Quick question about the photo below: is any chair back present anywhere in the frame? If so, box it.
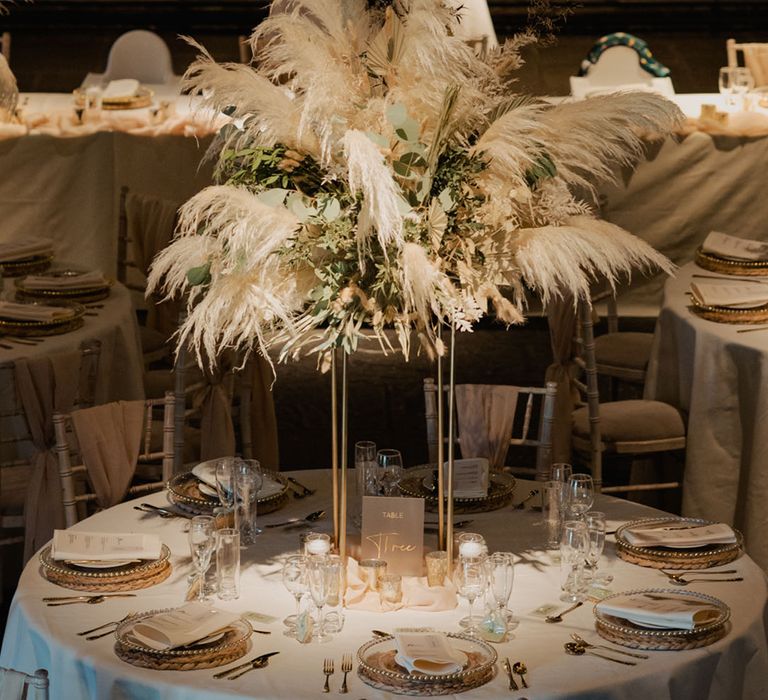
[104,30,175,85]
[53,393,175,527]
[424,378,557,480]
[0,32,10,62]
[727,38,768,87]
[0,667,49,700]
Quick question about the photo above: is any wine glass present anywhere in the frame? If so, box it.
[550,462,572,517]
[281,555,308,634]
[560,520,588,602]
[454,555,487,636]
[585,511,613,586]
[215,457,237,529]
[188,515,216,602]
[235,458,263,543]
[353,441,377,526]
[719,66,737,107]
[734,67,755,109]
[307,556,333,643]
[377,449,403,496]
[487,551,516,629]
[566,474,594,520]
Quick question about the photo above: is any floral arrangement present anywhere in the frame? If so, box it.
[149,0,680,367]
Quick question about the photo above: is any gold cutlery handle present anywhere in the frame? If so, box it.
[587,650,637,666]
[85,629,117,641]
[323,673,331,693]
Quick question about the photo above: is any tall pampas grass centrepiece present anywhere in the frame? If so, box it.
[148,0,682,370]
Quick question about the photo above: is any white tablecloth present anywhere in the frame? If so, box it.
[1,472,766,700]
[0,93,214,277]
[645,262,768,573]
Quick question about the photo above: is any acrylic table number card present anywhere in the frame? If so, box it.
[361,496,424,576]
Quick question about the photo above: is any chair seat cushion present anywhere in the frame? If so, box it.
[573,400,684,443]
[594,332,653,371]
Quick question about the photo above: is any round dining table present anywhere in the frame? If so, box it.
[1,470,766,700]
[645,261,768,573]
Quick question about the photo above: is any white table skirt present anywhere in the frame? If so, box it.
[645,262,768,573]
[1,471,766,700]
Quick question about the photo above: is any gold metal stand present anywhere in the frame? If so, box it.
[445,323,456,565]
[331,349,339,548]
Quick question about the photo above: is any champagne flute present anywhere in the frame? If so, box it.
[560,520,588,602]
[454,555,487,636]
[236,458,263,543]
[566,473,594,520]
[488,551,516,629]
[719,66,737,107]
[188,515,216,602]
[585,510,613,586]
[281,555,308,633]
[307,556,333,643]
[377,449,403,497]
[215,457,238,529]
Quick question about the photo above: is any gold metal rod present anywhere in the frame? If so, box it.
[331,349,339,548]
[436,325,445,549]
[446,323,456,566]
[339,350,349,560]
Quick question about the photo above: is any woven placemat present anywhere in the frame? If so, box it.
[115,638,248,671]
[357,664,495,696]
[596,619,728,651]
[615,544,742,570]
[42,560,172,591]
[695,248,768,276]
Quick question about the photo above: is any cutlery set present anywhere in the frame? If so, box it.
[286,476,316,498]
[212,651,280,680]
[320,654,353,693]
[659,569,743,586]
[44,594,136,607]
[133,503,191,519]
[502,658,529,691]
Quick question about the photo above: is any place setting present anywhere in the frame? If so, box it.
[13,266,112,304]
[0,237,54,277]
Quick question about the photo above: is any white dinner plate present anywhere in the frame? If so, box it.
[66,559,140,569]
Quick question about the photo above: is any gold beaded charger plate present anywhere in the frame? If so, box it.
[14,269,113,304]
[594,588,730,651]
[356,633,497,696]
[0,299,85,337]
[695,247,768,277]
[166,468,290,516]
[114,609,252,671]
[398,465,515,513]
[615,517,743,570]
[73,86,155,110]
[689,298,768,324]
[39,544,172,591]
[0,254,53,278]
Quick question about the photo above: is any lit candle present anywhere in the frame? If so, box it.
[459,541,483,558]
[304,533,331,556]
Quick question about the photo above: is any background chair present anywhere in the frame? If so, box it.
[238,34,252,64]
[570,297,686,498]
[102,30,175,85]
[53,393,175,527]
[727,38,768,87]
[0,667,48,700]
[570,33,675,98]
[424,379,557,481]
[1,31,10,62]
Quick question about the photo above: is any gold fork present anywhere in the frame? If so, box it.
[322,658,334,693]
[340,653,353,693]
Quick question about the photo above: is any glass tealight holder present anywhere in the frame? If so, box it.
[359,558,387,591]
[425,550,449,587]
[380,573,403,605]
[303,532,332,557]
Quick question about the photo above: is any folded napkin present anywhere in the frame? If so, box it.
[0,237,53,261]
[394,632,466,675]
[690,280,768,308]
[702,231,768,262]
[126,602,241,651]
[623,522,737,549]
[103,79,140,100]
[0,300,73,322]
[597,592,723,630]
[51,530,162,562]
[22,270,108,290]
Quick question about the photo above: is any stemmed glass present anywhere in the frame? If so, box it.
[585,511,613,586]
[353,441,377,526]
[719,66,737,107]
[560,520,588,602]
[377,449,403,496]
[281,555,308,634]
[188,515,216,602]
[454,555,487,636]
[215,458,238,530]
[307,556,333,644]
[566,474,594,521]
[487,552,515,630]
[734,67,755,109]
[236,459,263,543]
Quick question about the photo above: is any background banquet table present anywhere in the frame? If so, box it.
[645,262,768,574]
[599,93,768,314]
[0,92,214,276]
[0,277,143,404]
[1,471,766,700]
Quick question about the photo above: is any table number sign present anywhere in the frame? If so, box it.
[361,496,424,576]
